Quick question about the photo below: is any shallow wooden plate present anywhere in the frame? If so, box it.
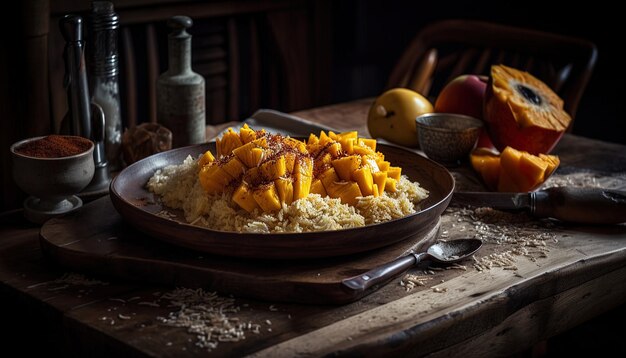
[110,142,454,259]
[41,197,441,304]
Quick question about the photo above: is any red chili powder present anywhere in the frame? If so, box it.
[15,135,93,158]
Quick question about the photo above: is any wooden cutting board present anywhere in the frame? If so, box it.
[40,197,439,304]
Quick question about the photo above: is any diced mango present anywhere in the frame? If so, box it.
[318,131,334,147]
[310,178,327,196]
[319,167,361,205]
[372,171,387,193]
[315,152,333,168]
[199,164,233,194]
[331,181,362,206]
[198,150,215,167]
[385,177,397,192]
[338,137,355,154]
[319,167,340,194]
[284,152,296,173]
[308,133,319,146]
[233,183,259,212]
[332,156,361,181]
[372,183,380,197]
[216,128,243,157]
[293,157,313,199]
[362,156,380,173]
[198,125,414,213]
[253,183,282,212]
[221,157,246,179]
[353,143,375,156]
[296,156,314,178]
[260,156,287,181]
[251,137,268,148]
[285,137,307,154]
[352,167,374,196]
[387,166,401,180]
[275,177,294,205]
[378,161,390,172]
[239,124,257,144]
[233,142,265,168]
[243,167,261,187]
[326,142,343,158]
[338,131,358,140]
[358,138,377,151]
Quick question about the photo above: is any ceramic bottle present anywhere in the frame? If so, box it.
[157,16,206,148]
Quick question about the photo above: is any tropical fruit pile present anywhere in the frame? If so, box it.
[198,125,403,213]
[470,147,559,192]
[432,64,570,192]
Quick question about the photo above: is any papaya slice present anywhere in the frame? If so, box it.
[470,146,559,192]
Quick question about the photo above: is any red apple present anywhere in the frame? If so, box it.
[435,74,488,120]
[435,74,495,150]
[483,65,571,155]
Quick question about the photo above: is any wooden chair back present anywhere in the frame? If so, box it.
[387,19,598,124]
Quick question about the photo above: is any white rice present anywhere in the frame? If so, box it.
[146,156,429,233]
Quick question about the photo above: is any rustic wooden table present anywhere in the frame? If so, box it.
[2,100,626,357]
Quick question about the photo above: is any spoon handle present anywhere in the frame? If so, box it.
[342,252,428,292]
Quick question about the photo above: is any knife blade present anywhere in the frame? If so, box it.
[452,187,626,224]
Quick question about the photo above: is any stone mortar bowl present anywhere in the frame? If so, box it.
[10,136,95,224]
[415,113,484,166]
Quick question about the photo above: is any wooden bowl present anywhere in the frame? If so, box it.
[110,142,454,259]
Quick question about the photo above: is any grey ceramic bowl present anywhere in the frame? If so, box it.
[415,113,483,165]
[11,136,95,223]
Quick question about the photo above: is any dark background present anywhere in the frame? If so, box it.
[329,0,625,145]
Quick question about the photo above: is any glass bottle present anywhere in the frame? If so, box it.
[157,16,206,148]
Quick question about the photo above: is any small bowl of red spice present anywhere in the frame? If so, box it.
[10,135,94,224]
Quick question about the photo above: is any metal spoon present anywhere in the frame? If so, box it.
[342,238,483,292]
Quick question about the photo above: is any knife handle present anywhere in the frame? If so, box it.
[532,187,626,224]
[341,252,427,292]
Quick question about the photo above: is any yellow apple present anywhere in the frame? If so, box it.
[367,88,433,147]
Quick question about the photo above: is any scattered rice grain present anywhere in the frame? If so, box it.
[156,288,259,351]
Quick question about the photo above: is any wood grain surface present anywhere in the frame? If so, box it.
[40,196,440,304]
[1,101,625,357]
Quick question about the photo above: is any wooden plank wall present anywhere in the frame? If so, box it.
[2,0,331,211]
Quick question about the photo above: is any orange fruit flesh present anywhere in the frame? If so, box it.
[469,148,500,190]
[490,65,571,131]
[470,146,559,192]
[484,65,571,155]
[200,127,405,212]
